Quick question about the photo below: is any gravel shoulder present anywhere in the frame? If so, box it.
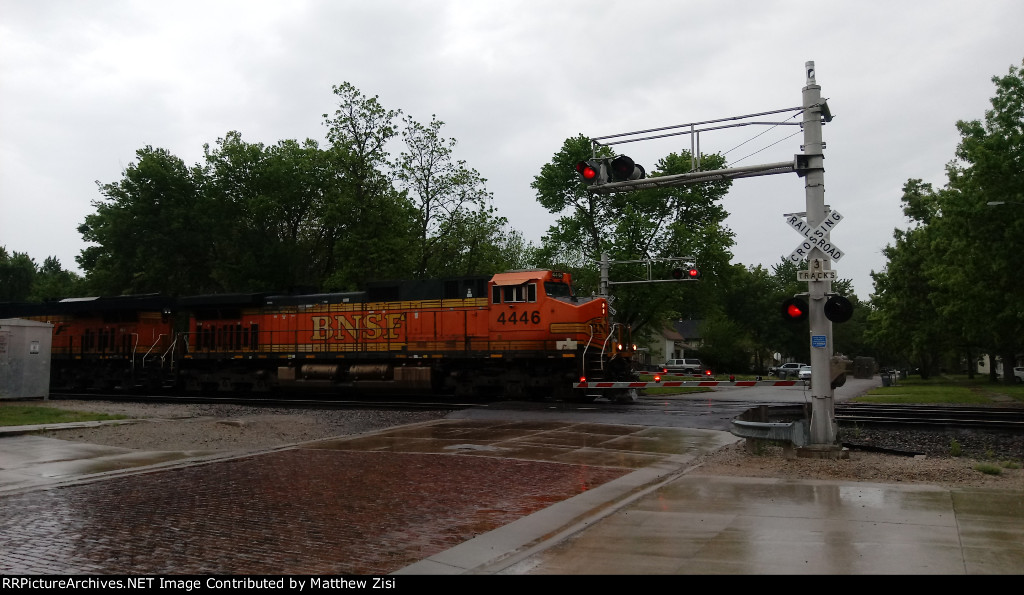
[23,400,1024,491]
[30,400,452,452]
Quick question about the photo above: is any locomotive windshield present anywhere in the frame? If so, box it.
[544,281,573,298]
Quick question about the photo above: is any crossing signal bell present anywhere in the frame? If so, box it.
[574,155,645,187]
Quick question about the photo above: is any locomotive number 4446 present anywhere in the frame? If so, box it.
[496,310,541,325]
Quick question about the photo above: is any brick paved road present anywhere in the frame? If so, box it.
[1,419,705,574]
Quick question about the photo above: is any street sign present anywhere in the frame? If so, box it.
[786,209,844,263]
[812,335,827,348]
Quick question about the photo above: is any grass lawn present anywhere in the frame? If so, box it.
[0,404,126,427]
[637,372,1024,404]
[853,374,1024,405]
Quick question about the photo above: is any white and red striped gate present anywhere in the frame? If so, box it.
[574,379,798,389]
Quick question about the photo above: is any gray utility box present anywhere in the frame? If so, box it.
[0,318,53,400]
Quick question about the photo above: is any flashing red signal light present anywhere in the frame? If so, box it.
[575,161,597,181]
[575,156,644,186]
[574,160,606,186]
[671,266,701,280]
[653,374,662,383]
[781,297,809,322]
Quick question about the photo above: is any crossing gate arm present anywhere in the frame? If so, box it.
[574,380,799,389]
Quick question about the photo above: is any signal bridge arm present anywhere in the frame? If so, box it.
[585,160,797,194]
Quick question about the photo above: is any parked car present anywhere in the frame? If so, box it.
[797,365,812,381]
[661,358,704,375]
[772,362,807,379]
[1015,367,1024,383]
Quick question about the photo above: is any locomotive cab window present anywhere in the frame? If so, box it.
[544,281,573,298]
[494,283,536,304]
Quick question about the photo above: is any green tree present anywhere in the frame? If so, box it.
[870,60,1024,382]
[322,83,418,288]
[532,136,734,336]
[868,221,949,377]
[943,60,1024,383]
[711,263,782,373]
[0,247,36,301]
[394,114,510,277]
[202,132,346,292]
[28,257,83,301]
[78,147,214,296]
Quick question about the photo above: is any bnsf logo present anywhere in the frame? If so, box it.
[310,314,406,341]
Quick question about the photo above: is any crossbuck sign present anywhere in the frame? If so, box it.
[786,209,843,263]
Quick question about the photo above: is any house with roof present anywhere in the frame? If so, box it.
[641,319,702,368]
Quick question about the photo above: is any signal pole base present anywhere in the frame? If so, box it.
[796,445,850,460]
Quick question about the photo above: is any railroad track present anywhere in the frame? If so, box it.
[835,403,1024,431]
[49,391,1024,434]
[48,391,480,411]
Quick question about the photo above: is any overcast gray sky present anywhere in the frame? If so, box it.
[2,0,1021,299]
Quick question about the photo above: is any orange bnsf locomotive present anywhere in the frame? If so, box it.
[2,270,637,401]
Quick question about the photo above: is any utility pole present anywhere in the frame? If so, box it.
[801,61,839,451]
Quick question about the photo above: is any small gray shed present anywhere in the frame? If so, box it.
[0,318,53,400]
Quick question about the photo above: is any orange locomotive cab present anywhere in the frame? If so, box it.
[487,270,635,399]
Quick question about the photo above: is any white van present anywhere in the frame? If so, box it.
[660,358,704,374]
